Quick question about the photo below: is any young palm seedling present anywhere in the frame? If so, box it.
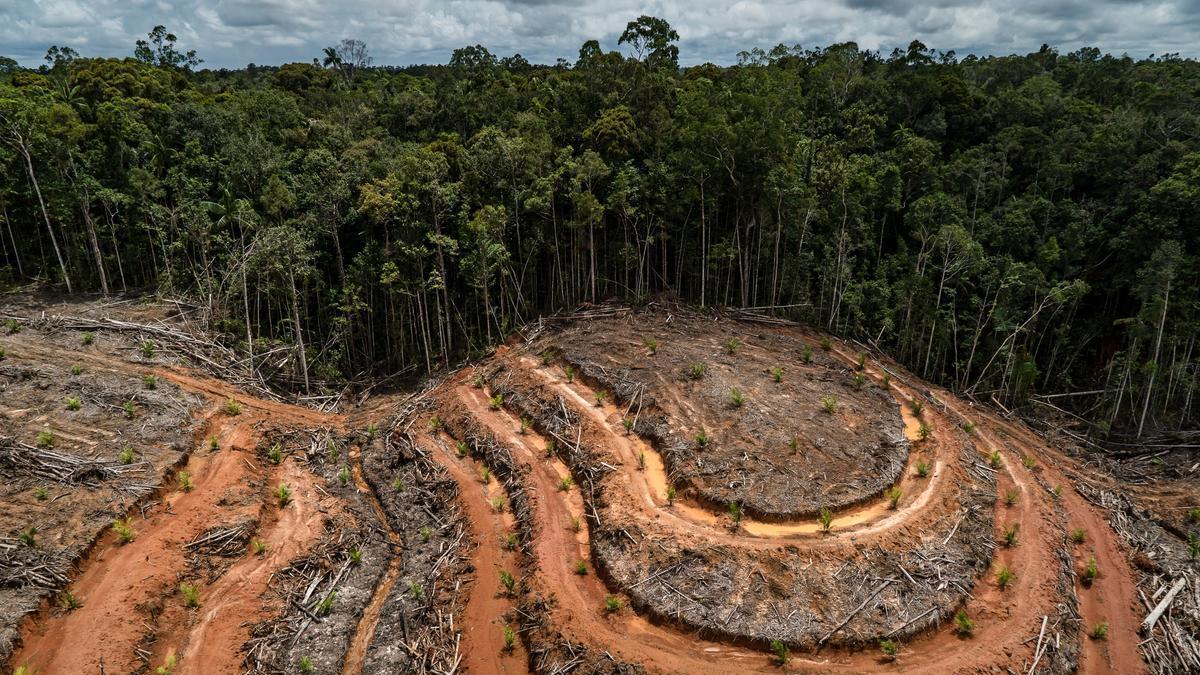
[723,338,739,355]
[421,526,433,543]
[989,450,1002,469]
[503,625,516,652]
[787,437,799,454]
[177,471,193,492]
[480,467,492,484]
[1001,523,1019,547]
[687,362,706,380]
[996,565,1014,590]
[886,487,902,510]
[298,656,314,673]
[143,374,157,390]
[1070,528,1086,544]
[953,610,974,636]
[456,440,470,457]
[644,339,658,355]
[770,366,783,383]
[338,466,351,485]
[223,398,241,415]
[594,390,608,406]
[917,422,932,440]
[1022,455,1038,470]
[251,538,268,556]
[19,527,36,548]
[962,421,976,434]
[35,430,54,449]
[123,400,137,418]
[81,331,94,345]
[821,395,839,414]
[879,639,898,661]
[409,581,424,600]
[70,364,84,376]
[180,583,200,608]
[571,517,582,533]
[58,590,82,611]
[209,435,220,451]
[1004,490,1018,507]
[852,371,867,388]
[316,591,336,616]
[1090,621,1108,640]
[1081,556,1099,586]
[574,559,588,575]
[818,507,834,533]
[622,417,634,433]
[499,569,516,595]
[489,393,504,410]
[728,388,745,408]
[393,477,406,491]
[728,501,743,527]
[915,461,931,478]
[34,487,48,501]
[65,396,81,411]
[559,476,574,492]
[267,443,282,465]
[665,485,676,506]
[770,639,789,666]
[491,496,506,512]
[519,417,532,434]
[909,399,924,416]
[274,483,292,507]
[140,340,156,358]
[113,517,137,543]
[802,345,814,364]
[695,430,709,449]
[503,532,517,550]
[428,416,444,432]
[603,595,623,613]
[349,546,363,565]
[563,365,575,383]
[819,336,832,351]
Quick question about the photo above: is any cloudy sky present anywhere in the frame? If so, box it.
[5,0,1198,69]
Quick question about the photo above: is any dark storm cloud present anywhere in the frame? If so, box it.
[3,0,1195,69]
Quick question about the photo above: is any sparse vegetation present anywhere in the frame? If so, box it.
[1187,508,1200,523]
[472,373,486,388]
[540,350,553,365]
[4,318,20,334]
[852,371,866,388]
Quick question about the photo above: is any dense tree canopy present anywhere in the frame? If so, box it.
[1,23,1198,436]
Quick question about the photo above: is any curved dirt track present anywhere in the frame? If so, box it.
[3,312,1148,675]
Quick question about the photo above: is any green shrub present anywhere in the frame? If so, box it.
[142,374,157,390]
[35,430,55,449]
[818,507,833,533]
[953,610,974,636]
[65,396,81,411]
[603,595,622,613]
[1090,621,1108,640]
[1070,528,1086,544]
[180,583,200,608]
[820,395,839,414]
[770,639,789,665]
[120,446,135,464]
[723,338,739,355]
[70,364,83,376]
[274,483,292,507]
[222,398,241,415]
[728,388,745,408]
[996,565,1014,590]
[81,332,94,345]
[886,487,902,510]
[687,362,706,380]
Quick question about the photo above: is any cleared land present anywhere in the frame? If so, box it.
[2,299,1194,674]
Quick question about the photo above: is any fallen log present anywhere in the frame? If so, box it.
[1141,576,1187,635]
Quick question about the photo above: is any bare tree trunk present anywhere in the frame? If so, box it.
[21,147,72,292]
[1138,279,1170,438]
[287,268,310,393]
